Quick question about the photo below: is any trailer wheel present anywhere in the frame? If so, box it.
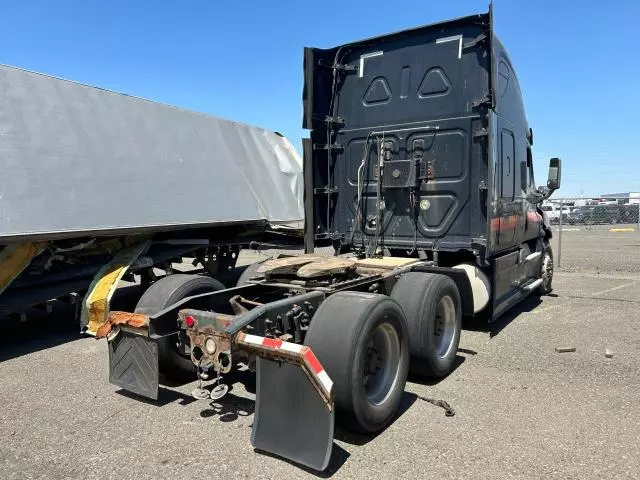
[536,243,554,295]
[135,274,224,378]
[391,273,461,378]
[304,292,409,434]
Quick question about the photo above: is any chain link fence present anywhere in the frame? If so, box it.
[544,197,640,272]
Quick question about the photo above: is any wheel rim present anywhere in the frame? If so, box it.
[541,252,553,289]
[362,321,401,406]
[432,295,457,359]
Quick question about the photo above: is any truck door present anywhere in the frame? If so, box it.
[522,146,541,241]
[498,128,516,246]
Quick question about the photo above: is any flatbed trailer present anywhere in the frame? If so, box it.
[94,7,562,471]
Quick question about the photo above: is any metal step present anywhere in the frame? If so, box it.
[522,278,543,292]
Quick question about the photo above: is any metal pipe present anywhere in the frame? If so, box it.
[557,199,563,267]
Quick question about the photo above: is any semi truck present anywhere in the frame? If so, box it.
[92,8,561,472]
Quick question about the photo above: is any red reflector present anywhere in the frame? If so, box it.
[185,315,195,327]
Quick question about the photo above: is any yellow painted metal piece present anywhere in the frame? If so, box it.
[0,242,47,295]
[609,228,635,232]
[82,241,150,336]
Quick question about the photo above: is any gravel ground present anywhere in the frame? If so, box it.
[1,234,639,480]
[550,223,640,274]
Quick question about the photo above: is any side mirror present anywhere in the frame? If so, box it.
[547,157,561,191]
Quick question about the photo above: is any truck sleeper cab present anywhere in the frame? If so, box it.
[96,8,561,473]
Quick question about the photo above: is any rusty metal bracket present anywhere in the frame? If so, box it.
[229,295,263,315]
[96,311,150,338]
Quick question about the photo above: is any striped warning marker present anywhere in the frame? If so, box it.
[237,333,333,400]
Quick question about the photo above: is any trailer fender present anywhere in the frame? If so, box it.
[236,332,334,471]
[81,241,150,335]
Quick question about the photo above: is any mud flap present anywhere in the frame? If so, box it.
[251,357,334,471]
[108,329,159,400]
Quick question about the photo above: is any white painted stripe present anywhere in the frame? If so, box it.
[359,51,383,78]
[316,369,333,393]
[242,334,264,345]
[592,281,637,297]
[279,342,303,353]
[436,34,463,59]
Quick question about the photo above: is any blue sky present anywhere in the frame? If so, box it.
[1,0,638,196]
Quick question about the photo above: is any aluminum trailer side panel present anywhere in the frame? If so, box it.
[0,65,303,243]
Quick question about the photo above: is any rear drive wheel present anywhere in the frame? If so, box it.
[135,274,224,378]
[536,243,554,295]
[304,292,409,434]
[391,273,462,378]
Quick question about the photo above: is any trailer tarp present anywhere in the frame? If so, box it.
[0,64,303,243]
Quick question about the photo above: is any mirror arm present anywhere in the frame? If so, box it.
[529,186,554,204]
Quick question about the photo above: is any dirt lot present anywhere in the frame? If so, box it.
[550,223,640,275]
[1,231,639,480]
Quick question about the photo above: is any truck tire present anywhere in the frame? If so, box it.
[391,273,461,378]
[304,292,409,434]
[536,243,554,295]
[135,274,225,378]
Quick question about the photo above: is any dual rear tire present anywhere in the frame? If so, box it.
[391,273,462,378]
[305,292,410,434]
[305,273,462,434]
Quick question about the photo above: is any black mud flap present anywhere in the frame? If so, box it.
[251,357,334,471]
[108,329,159,400]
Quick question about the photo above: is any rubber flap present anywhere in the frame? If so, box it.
[108,329,159,400]
[251,357,334,471]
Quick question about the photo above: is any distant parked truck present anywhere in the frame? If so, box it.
[92,8,562,471]
[541,202,570,224]
[567,204,639,225]
[619,204,640,224]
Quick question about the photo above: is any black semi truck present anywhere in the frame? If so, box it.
[96,8,561,471]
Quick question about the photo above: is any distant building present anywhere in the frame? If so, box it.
[600,193,630,199]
